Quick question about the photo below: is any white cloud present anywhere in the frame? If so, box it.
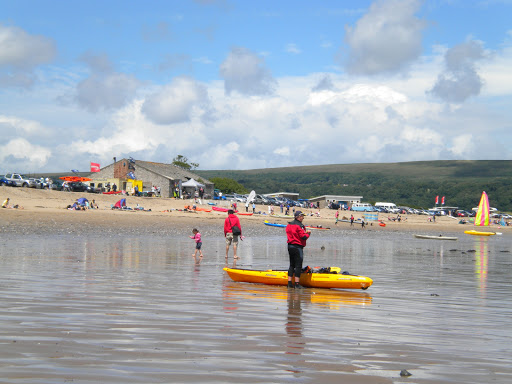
[285,43,301,54]
[0,115,48,136]
[141,76,209,125]
[344,0,426,75]
[428,40,486,103]
[274,147,290,156]
[74,72,141,112]
[0,138,51,171]
[219,47,277,96]
[0,24,56,87]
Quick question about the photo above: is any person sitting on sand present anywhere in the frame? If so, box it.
[2,198,9,208]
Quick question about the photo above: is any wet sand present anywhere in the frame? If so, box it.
[1,187,512,383]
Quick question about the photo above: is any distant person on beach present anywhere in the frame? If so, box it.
[335,210,339,225]
[224,209,242,260]
[2,198,22,209]
[286,211,311,289]
[189,228,204,259]
[350,214,354,226]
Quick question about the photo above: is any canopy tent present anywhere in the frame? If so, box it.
[182,178,205,188]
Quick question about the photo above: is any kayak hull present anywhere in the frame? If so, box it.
[223,267,373,290]
[414,234,458,240]
[264,220,285,228]
[464,230,496,236]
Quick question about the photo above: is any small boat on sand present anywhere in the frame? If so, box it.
[414,234,458,240]
[223,267,373,290]
[264,220,285,228]
[464,230,498,236]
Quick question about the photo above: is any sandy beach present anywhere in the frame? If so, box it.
[0,186,496,236]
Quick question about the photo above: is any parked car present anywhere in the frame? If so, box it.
[233,193,246,202]
[213,189,226,200]
[3,173,35,188]
[86,185,102,194]
[0,175,14,186]
[33,178,48,189]
[66,182,89,192]
[252,194,269,205]
[50,180,63,191]
[266,197,279,205]
[29,178,43,188]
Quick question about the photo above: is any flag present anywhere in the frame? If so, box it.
[90,162,100,172]
[441,196,445,205]
[435,195,439,205]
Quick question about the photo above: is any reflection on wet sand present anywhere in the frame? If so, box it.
[221,281,373,309]
[474,237,488,296]
[285,290,303,354]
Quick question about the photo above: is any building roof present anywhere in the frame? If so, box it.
[309,195,363,201]
[134,160,212,184]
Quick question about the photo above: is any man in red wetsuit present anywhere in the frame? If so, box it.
[224,209,242,260]
[285,210,311,288]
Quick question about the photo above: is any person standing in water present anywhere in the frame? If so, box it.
[224,209,242,260]
[190,228,204,259]
[285,211,311,289]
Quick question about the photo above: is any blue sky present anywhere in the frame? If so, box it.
[1,0,512,173]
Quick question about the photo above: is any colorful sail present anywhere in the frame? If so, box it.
[475,191,490,226]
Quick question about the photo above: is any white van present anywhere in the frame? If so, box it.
[351,202,375,212]
[375,202,398,212]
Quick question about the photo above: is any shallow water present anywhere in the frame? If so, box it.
[1,227,511,383]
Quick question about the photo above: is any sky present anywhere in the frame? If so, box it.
[1,0,512,173]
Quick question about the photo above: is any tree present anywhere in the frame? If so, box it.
[210,177,248,194]
[172,155,199,170]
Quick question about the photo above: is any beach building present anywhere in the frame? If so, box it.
[308,195,363,209]
[88,159,213,198]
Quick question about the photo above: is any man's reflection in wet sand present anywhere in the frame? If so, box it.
[285,290,304,355]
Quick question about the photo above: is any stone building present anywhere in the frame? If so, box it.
[88,158,213,198]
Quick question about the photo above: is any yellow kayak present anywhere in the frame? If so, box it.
[223,267,373,290]
[464,230,497,236]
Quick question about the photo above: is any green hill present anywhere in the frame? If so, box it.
[197,160,512,211]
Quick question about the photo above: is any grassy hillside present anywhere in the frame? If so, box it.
[197,160,512,211]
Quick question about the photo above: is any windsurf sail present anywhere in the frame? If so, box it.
[247,190,256,204]
[475,191,490,226]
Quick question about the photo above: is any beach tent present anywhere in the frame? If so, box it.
[114,198,127,209]
[77,197,88,206]
[182,178,205,188]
